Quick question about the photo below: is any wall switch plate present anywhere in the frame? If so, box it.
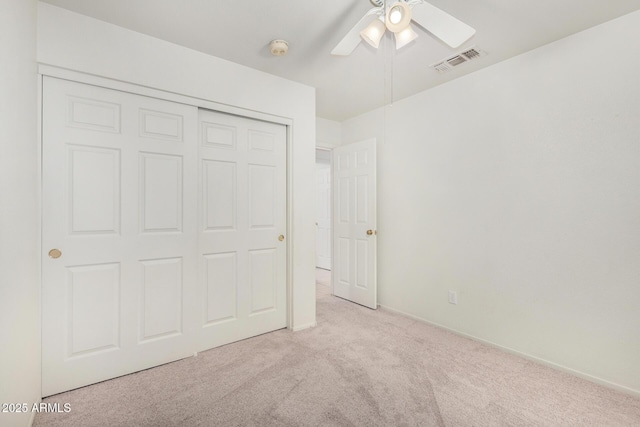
[448,291,458,305]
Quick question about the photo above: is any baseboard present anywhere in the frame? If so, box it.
[291,321,317,332]
[378,304,640,398]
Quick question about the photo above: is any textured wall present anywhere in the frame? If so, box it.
[342,10,640,394]
[0,0,40,426]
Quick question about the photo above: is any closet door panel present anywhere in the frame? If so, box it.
[198,110,287,350]
[42,77,198,396]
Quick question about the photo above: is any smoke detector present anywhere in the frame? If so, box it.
[269,40,289,56]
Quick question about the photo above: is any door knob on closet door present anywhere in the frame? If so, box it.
[48,249,62,259]
[278,235,285,241]
[366,230,374,236]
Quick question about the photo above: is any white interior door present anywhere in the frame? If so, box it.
[332,139,377,309]
[315,165,332,270]
[198,109,287,351]
[42,77,199,396]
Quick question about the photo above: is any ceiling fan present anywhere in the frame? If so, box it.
[331,0,475,55]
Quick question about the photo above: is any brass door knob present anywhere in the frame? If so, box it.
[366,230,373,236]
[48,249,62,259]
[278,235,285,241]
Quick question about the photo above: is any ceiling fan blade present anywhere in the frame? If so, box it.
[331,8,383,56]
[410,1,475,48]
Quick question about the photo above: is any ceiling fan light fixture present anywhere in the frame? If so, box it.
[394,25,418,50]
[360,18,385,48]
[385,2,411,33]
[389,8,402,24]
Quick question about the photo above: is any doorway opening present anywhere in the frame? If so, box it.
[315,148,332,295]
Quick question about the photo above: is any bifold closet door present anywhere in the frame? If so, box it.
[42,77,199,396]
[198,109,287,351]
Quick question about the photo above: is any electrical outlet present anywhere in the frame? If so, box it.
[448,291,458,305]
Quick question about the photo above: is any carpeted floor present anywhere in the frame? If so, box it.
[34,269,640,426]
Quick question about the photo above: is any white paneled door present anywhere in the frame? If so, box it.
[332,139,377,309]
[42,78,287,396]
[42,78,199,396]
[198,109,287,351]
[315,165,332,270]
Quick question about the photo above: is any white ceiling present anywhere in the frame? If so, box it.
[41,0,640,121]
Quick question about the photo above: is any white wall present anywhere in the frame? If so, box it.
[37,2,316,330]
[315,149,331,164]
[0,1,40,426]
[342,10,640,394]
[316,117,341,149]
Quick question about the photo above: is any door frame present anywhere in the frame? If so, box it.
[38,65,297,331]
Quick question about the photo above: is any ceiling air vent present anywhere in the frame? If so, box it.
[431,46,486,73]
[447,55,466,67]
[460,48,482,59]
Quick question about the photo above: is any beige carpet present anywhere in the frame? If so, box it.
[34,269,640,426]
